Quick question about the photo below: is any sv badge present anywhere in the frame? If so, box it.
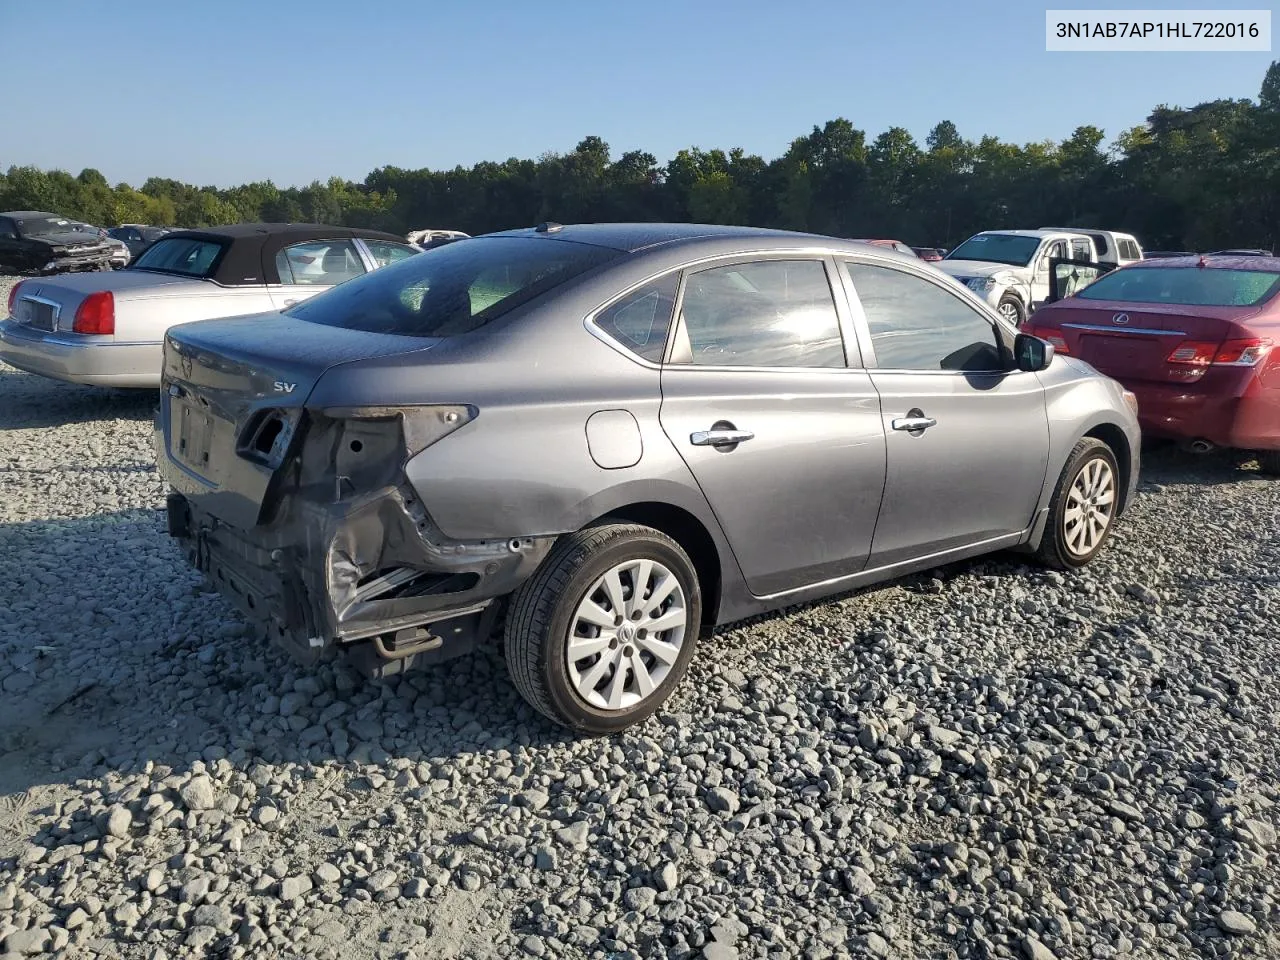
[273,381,297,393]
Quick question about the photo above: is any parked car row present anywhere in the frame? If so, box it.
[3,217,1275,734]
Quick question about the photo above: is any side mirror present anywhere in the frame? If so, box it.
[1015,333,1054,372]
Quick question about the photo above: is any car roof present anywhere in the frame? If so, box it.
[1,210,65,220]
[969,228,1090,240]
[1127,254,1280,272]
[1039,226,1138,239]
[483,222,833,253]
[154,222,408,285]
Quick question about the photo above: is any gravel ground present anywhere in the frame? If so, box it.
[1,271,1278,960]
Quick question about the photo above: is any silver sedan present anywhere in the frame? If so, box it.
[1,223,421,388]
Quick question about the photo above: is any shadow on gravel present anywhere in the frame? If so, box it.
[0,365,157,430]
[0,509,579,809]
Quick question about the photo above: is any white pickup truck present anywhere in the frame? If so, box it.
[936,229,1105,325]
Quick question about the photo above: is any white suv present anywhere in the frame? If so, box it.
[935,229,1099,325]
[1038,227,1143,268]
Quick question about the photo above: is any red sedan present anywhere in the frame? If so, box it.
[1026,255,1280,472]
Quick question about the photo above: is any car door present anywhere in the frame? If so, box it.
[1030,239,1069,310]
[268,238,368,310]
[839,258,1050,567]
[658,256,887,598]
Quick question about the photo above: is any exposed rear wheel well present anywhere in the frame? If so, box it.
[591,502,721,627]
[1084,423,1132,510]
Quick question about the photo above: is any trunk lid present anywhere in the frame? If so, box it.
[11,271,212,332]
[1029,300,1261,384]
[160,313,440,527]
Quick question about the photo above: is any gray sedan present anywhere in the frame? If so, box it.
[155,223,1141,733]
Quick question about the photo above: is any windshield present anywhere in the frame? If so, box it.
[131,237,227,278]
[1076,266,1280,307]
[946,234,1040,267]
[288,236,622,336]
[17,216,82,238]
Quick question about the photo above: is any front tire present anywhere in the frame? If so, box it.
[504,523,702,734]
[997,293,1025,326]
[1034,438,1120,569]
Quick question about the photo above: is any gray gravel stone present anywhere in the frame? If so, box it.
[1216,911,1258,936]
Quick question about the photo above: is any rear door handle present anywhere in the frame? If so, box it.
[891,415,937,432]
[690,428,754,447]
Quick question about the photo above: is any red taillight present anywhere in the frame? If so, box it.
[1165,337,1273,368]
[1025,324,1069,354]
[73,291,115,335]
[1214,338,1272,366]
[1165,341,1217,365]
[6,280,24,318]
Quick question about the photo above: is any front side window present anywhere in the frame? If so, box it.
[276,240,367,286]
[131,237,227,278]
[1076,266,1280,307]
[673,260,845,368]
[288,236,622,337]
[363,240,420,269]
[0,218,16,239]
[594,274,678,363]
[844,261,1004,372]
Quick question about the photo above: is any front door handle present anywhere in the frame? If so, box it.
[282,299,299,307]
[690,428,754,447]
[891,414,937,432]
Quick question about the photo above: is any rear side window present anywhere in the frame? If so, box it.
[1120,239,1141,260]
[132,237,227,278]
[363,240,420,269]
[594,274,677,363]
[1089,233,1109,256]
[674,260,845,368]
[1076,267,1280,307]
[288,236,622,336]
[1070,238,1092,260]
[844,261,1003,372]
[276,240,366,286]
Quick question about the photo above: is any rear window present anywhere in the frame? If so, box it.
[287,236,622,336]
[131,237,227,278]
[1076,266,1280,307]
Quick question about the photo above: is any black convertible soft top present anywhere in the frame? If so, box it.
[156,223,407,285]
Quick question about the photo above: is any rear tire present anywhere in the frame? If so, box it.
[504,523,701,734]
[1034,438,1120,569]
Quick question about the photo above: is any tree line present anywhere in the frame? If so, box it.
[3,63,1277,251]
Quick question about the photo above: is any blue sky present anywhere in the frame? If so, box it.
[0,0,1272,188]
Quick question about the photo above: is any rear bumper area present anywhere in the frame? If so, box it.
[1131,379,1280,451]
[164,480,553,676]
[0,321,162,387]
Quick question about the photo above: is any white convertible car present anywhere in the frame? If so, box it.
[1,223,421,388]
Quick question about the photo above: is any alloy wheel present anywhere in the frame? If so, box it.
[999,301,1021,325]
[1063,457,1115,557]
[566,558,688,711]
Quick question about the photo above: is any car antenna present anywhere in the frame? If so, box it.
[535,221,563,233]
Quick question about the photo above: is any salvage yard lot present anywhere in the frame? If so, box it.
[1,296,1279,956]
